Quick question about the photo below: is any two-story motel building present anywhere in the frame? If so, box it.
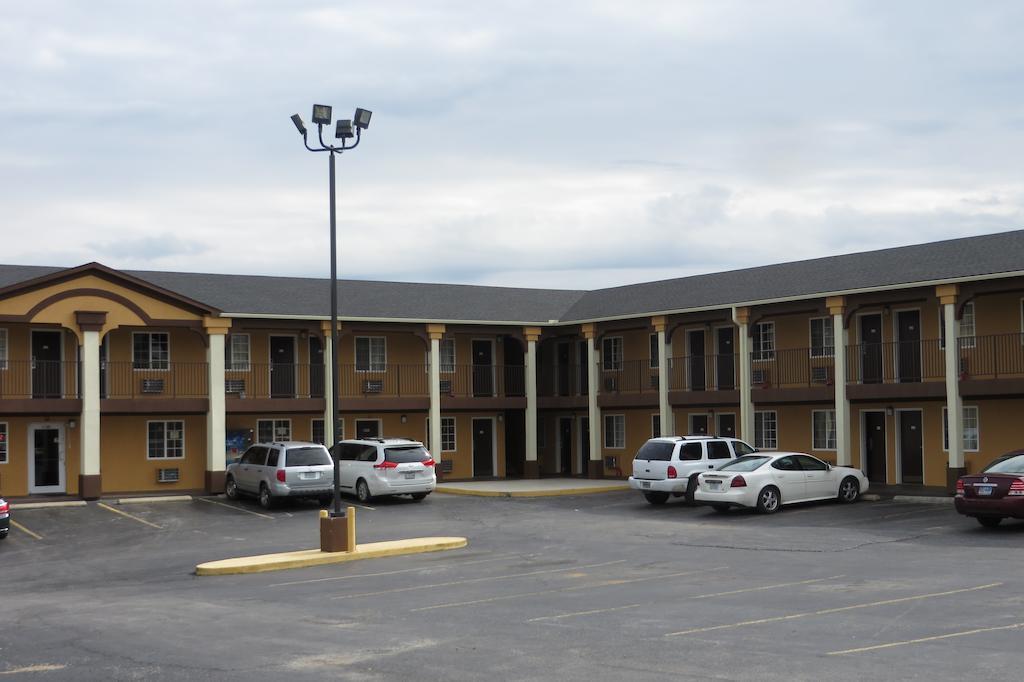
[1,230,1023,499]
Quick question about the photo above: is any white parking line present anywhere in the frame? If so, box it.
[96,503,163,530]
[0,664,67,675]
[269,554,521,587]
[828,622,1024,655]
[195,497,274,520]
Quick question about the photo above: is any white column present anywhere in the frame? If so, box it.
[524,331,538,475]
[732,308,754,443]
[323,331,336,447]
[832,310,851,466]
[586,334,601,475]
[207,331,226,475]
[943,301,964,470]
[655,317,670,436]
[429,335,442,463]
[80,329,101,481]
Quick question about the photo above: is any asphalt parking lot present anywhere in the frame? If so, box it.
[1,490,1022,680]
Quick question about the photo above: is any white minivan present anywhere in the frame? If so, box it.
[330,437,437,503]
[628,435,757,505]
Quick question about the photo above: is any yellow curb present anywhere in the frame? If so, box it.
[195,537,469,576]
[117,496,192,505]
[11,501,88,510]
[434,484,629,498]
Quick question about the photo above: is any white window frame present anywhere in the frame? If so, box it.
[440,338,455,373]
[602,337,623,371]
[752,322,775,361]
[132,332,170,371]
[257,418,292,443]
[604,414,625,449]
[649,334,659,369]
[146,420,185,460]
[939,302,977,350]
[0,328,7,370]
[811,410,837,451]
[754,410,778,450]
[809,317,834,358]
[226,334,251,371]
[311,418,325,445]
[942,405,980,452]
[0,421,7,463]
[355,336,387,372]
[425,416,456,452]
[651,413,661,438]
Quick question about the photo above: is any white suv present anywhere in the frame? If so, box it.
[330,437,437,503]
[628,435,757,505]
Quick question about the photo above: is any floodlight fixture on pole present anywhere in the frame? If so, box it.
[289,103,371,519]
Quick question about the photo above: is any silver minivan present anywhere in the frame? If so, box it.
[330,437,436,503]
[225,441,335,509]
[628,435,757,505]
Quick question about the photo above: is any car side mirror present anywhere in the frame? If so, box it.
[826,463,832,471]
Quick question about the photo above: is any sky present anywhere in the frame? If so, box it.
[2,1,1023,291]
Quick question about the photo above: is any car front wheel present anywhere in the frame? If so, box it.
[837,477,860,503]
[225,476,239,500]
[644,492,669,505]
[756,486,781,514]
[977,516,1003,528]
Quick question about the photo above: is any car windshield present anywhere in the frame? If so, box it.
[284,447,332,467]
[634,441,675,461]
[717,455,770,472]
[384,445,431,463]
[984,454,1024,474]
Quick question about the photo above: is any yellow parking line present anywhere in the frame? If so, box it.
[195,496,274,520]
[330,559,627,601]
[828,622,1024,655]
[96,502,163,530]
[10,519,43,540]
[416,566,725,613]
[665,582,1003,637]
[270,554,520,588]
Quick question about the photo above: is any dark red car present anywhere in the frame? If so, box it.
[954,450,1024,528]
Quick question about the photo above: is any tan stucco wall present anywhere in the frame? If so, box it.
[99,415,206,493]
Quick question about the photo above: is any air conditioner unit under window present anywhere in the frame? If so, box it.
[157,468,180,483]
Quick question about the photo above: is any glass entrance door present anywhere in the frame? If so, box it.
[29,424,65,494]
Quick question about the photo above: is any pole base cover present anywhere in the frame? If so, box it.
[320,508,356,553]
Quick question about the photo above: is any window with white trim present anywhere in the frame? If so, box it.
[940,302,976,350]
[440,339,455,373]
[0,328,7,370]
[257,419,291,443]
[651,414,661,438]
[311,418,325,445]
[426,417,456,452]
[752,323,775,361]
[133,332,169,370]
[754,411,777,449]
[943,406,980,451]
[355,336,386,372]
[225,334,250,370]
[812,410,837,450]
[0,422,7,463]
[604,414,625,448]
[809,318,834,357]
[649,334,659,369]
[148,421,184,459]
[602,337,623,371]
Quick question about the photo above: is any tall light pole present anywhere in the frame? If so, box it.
[291,104,372,519]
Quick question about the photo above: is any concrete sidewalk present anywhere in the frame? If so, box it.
[435,478,629,497]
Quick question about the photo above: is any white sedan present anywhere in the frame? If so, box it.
[694,452,869,514]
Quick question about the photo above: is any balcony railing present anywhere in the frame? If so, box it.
[750,348,835,389]
[225,363,322,399]
[957,333,1024,380]
[104,362,209,398]
[600,359,660,394]
[845,339,945,384]
[668,354,738,391]
[0,360,79,399]
[538,364,587,397]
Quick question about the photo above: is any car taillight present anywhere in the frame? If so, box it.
[276,469,286,482]
[730,475,747,488]
[955,479,965,496]
[667,465,677,479]
[422,459,435,467]
[373,460,398,469]
[1009,479,1024,496]
[0,501,8,514]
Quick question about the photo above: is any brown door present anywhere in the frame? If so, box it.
[32,331,63,399]
[578,341,588,395]
[717,413,736,438]
[559,417,573,474]
[899,411,923,484]
[270,336,296,398]
[309,336,324,398]
[896,310,921,383]
[690,414,709,435]
[472,341,494,397]
[860,314,883,384]
[688,330,706,391]
[557,342,571,396]
[864,411,886,483]
[716,328,735,390]
[472,418,494,477]
[580,417,590,476]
